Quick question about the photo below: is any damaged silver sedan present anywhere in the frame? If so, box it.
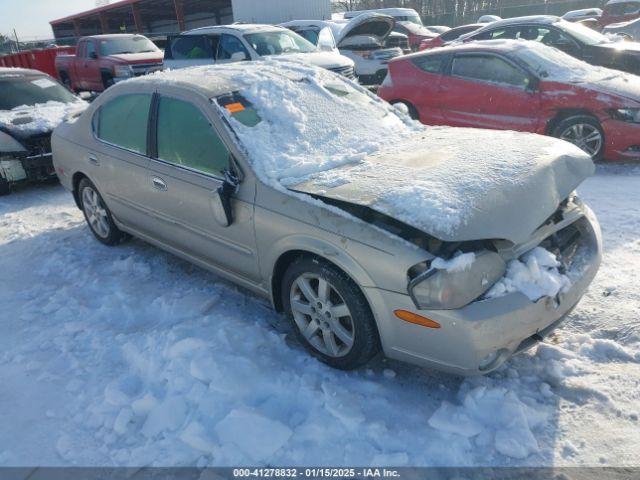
[52,61,602,375]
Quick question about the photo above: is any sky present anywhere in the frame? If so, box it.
[0,0,97,40]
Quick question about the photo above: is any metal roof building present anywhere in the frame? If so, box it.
[50,0,331,42]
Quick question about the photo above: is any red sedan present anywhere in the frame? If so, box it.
[378,39,640,161]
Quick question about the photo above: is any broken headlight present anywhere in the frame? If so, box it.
[408,250,506,310]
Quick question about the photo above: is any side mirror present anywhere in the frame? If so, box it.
[211,170,239,227]
[89,52,98,60]
[230,51,247,61]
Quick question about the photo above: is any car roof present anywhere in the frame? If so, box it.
[184,24,285,35]
[407,38,535,58]
[280,20,334,29]
[80,34,143,40]
[476,15,561,30]
[126,60,316,98]
[0,67,46,78]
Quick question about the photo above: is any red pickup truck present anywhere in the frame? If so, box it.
[55,34,164,93]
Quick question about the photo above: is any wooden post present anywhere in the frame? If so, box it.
[174,0,186,32]
[132,3,144,33]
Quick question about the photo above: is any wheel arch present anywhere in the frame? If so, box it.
[71,171,89,209]
[545,109,601,135]
[268,239,376,313]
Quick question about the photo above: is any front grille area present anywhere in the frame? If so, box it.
[131,63,164,76]
[329,65,356,79]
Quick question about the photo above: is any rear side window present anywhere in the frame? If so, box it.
[157,97,230,176]
[412,55,445,74]
[451,55,529,88]
[169,35,217,60]
[96,94,151,154]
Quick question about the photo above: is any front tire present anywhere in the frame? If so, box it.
[552,115,604,161]
[78,178,127,246]
[282,256,380,370]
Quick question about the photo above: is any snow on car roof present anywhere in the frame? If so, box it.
[476,15,561,30]
[0,67,45,77]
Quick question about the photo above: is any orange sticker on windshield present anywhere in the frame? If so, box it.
[225,102,245,113]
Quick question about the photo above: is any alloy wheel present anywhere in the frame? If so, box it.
[82,186,110,239]
[289,273,355,358]
[560,123,603,158]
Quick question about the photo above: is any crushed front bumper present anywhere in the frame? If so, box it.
[0,153,55,184]
[364,205,602,376]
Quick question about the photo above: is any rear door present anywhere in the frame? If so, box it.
[145,89,260,283]
[405,54,447,124]
[438,52,540,131]
[164,34,218,69]
[90,90,158,235]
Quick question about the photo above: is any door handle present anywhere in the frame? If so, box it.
[151,177,167,191]
[88,154,99,166]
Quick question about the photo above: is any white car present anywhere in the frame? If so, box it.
[282,13,403,85]
[162,24,355,79]
[478,15,502,23]
[562,8,603,22]
[603,16,640,39]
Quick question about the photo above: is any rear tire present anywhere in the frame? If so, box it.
[552,115,604,161]
[78,178,128,246]
[282,256,380,370]
[392,100,419,121]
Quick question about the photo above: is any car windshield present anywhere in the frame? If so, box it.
[99,36,160,55]
[397,14,423,26]
[244,30,317,56]
[214,68,415,182]
[558,20,610,45]
[0,76,77,110]
[513,43,595,79]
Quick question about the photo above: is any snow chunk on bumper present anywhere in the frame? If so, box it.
[486,246,571,301]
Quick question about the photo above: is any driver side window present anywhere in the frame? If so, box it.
[157,97,230,177]
[217,34,249,60]
[85,41,96,59]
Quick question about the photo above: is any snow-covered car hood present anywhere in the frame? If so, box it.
[270,51,353,70]
[289,129,594,245]
[335,13,395,47]
[0,101,88,139]
[107,51,164,63]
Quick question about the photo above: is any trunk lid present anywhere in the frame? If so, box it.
[335,13,396,48]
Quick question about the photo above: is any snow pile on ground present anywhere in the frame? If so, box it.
[431,251,476,272]
[428,386,549,459]
[486,247,572,301]
[0,100,87,134]
[0,166,639,467]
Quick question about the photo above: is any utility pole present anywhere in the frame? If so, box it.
[13,28,20,52]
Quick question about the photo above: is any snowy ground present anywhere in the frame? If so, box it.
[0,165,639,467]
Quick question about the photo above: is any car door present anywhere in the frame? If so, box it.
[164,34,218,70]
[406,54,448,124]
[145,88,260,283]
[83,39,103,91]
[438,53,540,131]
[90,89,158,236]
